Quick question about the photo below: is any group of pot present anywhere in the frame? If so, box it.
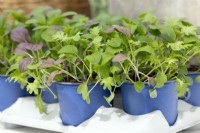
[0,8,200,126]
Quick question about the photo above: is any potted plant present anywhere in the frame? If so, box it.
[0,10,28,111]
[8,8,80,113]
[182,24,200,106]
[42,17,118,126]
[105,12,193,126]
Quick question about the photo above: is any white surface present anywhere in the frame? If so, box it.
[1,98,200,133]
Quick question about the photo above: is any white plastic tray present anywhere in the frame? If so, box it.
[0,97,200,133]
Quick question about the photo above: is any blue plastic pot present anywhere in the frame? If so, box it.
[56,82,110,126]
[184,72,200,106]
[42,83,58,104]
[0,75,26,111]
[120,81,178,126]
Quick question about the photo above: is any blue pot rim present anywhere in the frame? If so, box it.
[187,72,200,76]
[55,82,98,86]
[0,75,8,78]
[122,80,175,86]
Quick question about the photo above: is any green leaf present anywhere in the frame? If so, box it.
[92,36,102,44]
[62,11,77,17]
[101,52,114,65]
[77,82,90,104]
[149,25,161,36]
[149,89,157,98]
[176,78,189,97]
[105,46,122,54]
[133,81,145,92]
[160,27,176,42]
[196,76,200,82]
[97,65,110,78]
[26,78,40,94]
[100,77,115,90]
[86,52,101,65]
[41,28,56,42]
[136,23,146,35]
[58,45,78,54]
[133,45,154,57]
[107,38,121,48]
[6,64,19,75]
[110,66,121,74]
[27,61,42,70]
[139,10,157,24]
[155,71,167,88]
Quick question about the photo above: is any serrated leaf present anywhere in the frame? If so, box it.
[155,71,167,88]
[100,77,115,91]
[195,76,200,82]
[58,45,78,54]
[92,36,102,44]
[181,26,197,36]
[176,78,189,97]
[134,81,145,92]
[149,89,157,98]
[77,82,90,104]
[167,41,184,51]
[107,38,121,48]
[90,27,100,36]
[86,52,101,64]
[110,66,121,74]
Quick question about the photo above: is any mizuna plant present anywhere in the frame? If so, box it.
[47,22,117,106]
[107,11,197,97]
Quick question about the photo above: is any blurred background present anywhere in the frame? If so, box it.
[0,0,200,25]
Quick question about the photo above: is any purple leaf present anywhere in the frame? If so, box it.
[54,59,65,65]
[40,58,55,68]
[23,43,43,51]
[112,53,129,62]
[19,57,34,72]
[104,27,115,33]
[11,28,30,43]
[47,70,62,86]
[14,43,27,55]
[112,25,131,37]
[85,19,99,33]
[40,58,64,68]
[52,25,63,31]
